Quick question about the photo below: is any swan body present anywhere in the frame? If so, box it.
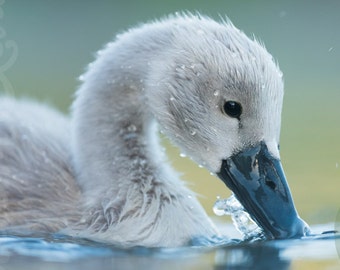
[0,14,308,247]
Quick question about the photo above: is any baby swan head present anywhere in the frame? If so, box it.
[146,15,309,239]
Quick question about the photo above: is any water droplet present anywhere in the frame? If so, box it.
[198,164,203,168]
[184,118,189,123]
[213,199,227,216]
[78,75,85,81]
[190,130,196,136]
[187,195,192,199]
[180,65,186,69]
[179,153,187,158]
[261,84,266,90]
[210,172,216,176]
[127,125,137,132]
[278,70,283,78]
[170,96,175,101]
[213,90,219,96]
[328,47,334,52]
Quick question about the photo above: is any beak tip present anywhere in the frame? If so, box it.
[217,141,310,241]
[299,218,312,237]
[270,217,311,240]
[289,217,311,239]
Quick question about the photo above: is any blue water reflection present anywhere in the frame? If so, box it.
[0,225,338,270]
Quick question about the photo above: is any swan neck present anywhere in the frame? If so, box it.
[71,29,172,195]
[69,22,218,245]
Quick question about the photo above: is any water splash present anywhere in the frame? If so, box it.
[213,194,265,240]
[179,153,187,158]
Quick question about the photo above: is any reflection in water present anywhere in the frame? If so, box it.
[0,234,291,270]
[0,228,339,269]
[214,244,290,270]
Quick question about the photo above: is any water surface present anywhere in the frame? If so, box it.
[0,224,338,270]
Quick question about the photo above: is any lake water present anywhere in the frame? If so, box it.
[0,223,338,270]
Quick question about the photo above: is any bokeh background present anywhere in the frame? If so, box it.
[1,0,339,231]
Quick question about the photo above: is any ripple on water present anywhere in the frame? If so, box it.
[0,227,338,269]
[0,235,112,262]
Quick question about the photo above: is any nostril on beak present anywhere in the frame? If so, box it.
[265,179,277,190]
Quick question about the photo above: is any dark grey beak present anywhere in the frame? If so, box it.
[217,141,310,239]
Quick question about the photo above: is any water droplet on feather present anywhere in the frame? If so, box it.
[127,125,137,132]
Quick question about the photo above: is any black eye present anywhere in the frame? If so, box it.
[222,101,242,119]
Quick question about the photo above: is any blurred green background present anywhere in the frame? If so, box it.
[1,0,339,227]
